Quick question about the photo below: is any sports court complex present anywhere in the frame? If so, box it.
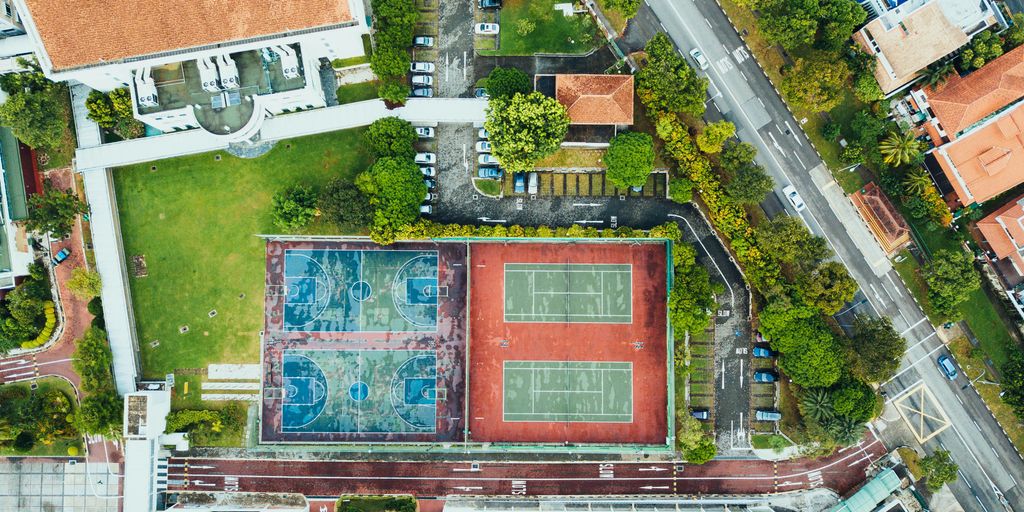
[260,238,671,447]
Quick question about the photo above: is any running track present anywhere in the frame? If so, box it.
[167,432,886,498]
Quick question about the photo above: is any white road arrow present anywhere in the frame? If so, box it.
[638,467,669,472]
[640,485,670,490]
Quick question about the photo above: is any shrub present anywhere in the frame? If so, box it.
[19,301,55,349]
[67,268,102,300]
[271,185,318,232]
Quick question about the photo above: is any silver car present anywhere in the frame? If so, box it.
[410,61,435,73]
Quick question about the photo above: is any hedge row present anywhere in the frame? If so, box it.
[388,219,683,242]
[20,301,55,349]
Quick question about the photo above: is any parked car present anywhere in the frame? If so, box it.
[479,154,499,165]
[478,0,502,9]
[420,204,433,215]
[689,48,710,71]
[411,74,433,86]
[478,166,503,179]
[755,409,782,422]
[419,166,436,177]
[937,355,958,380]
[415,126,435,138]
[413,36,435,48]
[513,172,525,193]
[475,141,492,153]
[755,331,768,343]
[411,87,433,98]
[782,184,806,212]
[528,172,538,194]
[752,346,774,358]
[475,23,500,35]
[410,61,435,73]
[415,153,436,164]
[51,248,71,266]
[478,128,490,139]
[753,371,777,383]
[474,87,490,99]
[690,408,710,421]
[424,191,433,201]
[423,179,436,190]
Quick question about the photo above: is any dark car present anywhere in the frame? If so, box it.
[479,0,502,8]
[690,408,710,421]
[51,248,71,266]
[411,87,433,98]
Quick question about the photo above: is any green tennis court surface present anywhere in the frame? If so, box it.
[502,361,633,422]
[503,263,632,323]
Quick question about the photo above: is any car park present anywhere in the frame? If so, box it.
[478,166,503,179]
[478,0,502,8]
[782,185,806,212]
[51,248,71,266]
[527,172,538,194]
[413,36,435,48]
[513,172,525,193]
[475,141,491,153]
[753,371,777,383]
[755,409,782,422]
[478,128,489,139]
[474,87,490,99]
[411,87,433,98]
[415,153,436,164]
[479,154,499,165]
[411,75,433,86]
[419,166,436,177]
[689,48,710,71]
[752,347,774,358]
[423,179,436,190]
[419,204,433,215]
[410,61,435,73]
[475,23,500,35]
[415,126,435,138]
[690,409,710,421]
[937,355,958,380]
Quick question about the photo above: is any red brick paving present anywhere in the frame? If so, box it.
[468,241,669,445]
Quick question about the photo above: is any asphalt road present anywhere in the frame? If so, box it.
[166,433,884,497]
[645,0,1024,509]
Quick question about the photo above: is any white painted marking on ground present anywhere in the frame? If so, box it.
[900,317,927,336]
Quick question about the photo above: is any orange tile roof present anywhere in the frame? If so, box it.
[555,74,634,125]
[978,194,1024,273]
[22,0,353,71]
[934,102,1024,204]
[850,182,911,255]
[926,44,1024,139]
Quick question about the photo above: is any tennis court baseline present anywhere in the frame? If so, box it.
[502,361,633,422]
[503,263,632,323]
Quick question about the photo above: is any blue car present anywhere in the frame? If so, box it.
[753,371,777,383]
[478,166,502,179]
[937,355,958,380]
[513,172,525,193]
[752,347,774,358]
[51,248,70,266]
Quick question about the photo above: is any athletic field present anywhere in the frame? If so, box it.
[503,263,632,323]
[503,361,633,422]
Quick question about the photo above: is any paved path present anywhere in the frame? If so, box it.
[166,431,886,498]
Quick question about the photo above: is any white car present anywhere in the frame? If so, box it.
[689,48,710,71]
[420,204,433,215]
[419,166,436,177]
[475,23,500,35]
[475,141,492,153]
[415,126,434,138]
[411,74,433,86]
[478,154,499,165]
[478,128,489,139]
[414,152,436,164]
[410,61,435,73]
[782,185,806,212]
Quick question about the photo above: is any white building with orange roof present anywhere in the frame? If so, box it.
[10,0,368,141]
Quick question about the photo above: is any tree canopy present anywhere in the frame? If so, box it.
[67,268,102,300]
[797,261,858,315]
[780,55,850,113]
[847,315,905,382]
[0,89,65,150]
[25,187,88,238]
[365,117,418,159]
[725,163,774,205]
[605,131,655,189]
[486,67,533,98]
[318,178,372,232]
[696,120,735,154]
[356,157,428,243]
[921,449,959,492]
[271,185,318,232]
[924,249,980,320]
[758,0,866,51]
[637,33,708,117]
[753,216,830,266]
[484,92,570,172]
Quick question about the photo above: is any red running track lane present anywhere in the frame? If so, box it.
[167,433,886,498]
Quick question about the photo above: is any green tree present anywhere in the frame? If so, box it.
[696,120,735,154]
[484,92,570,172]
[725,163,774,205]
[684,435,718,464]
[924,250,980,320]
[271,185,318,232]
[853,72,884,103]
[779,336,844,388]
[830,377,877,422]
[920,449,959,492]
[758,0,819,49]
[318,178,372,232]
[0,91,65,150]
[74,392,122,436]
[604,0,642,18]
[799,388,835,422]
[25,187,88,238]
[879,131,922,166]
[720,141,758,175]
[378,79,410,105]
[921,60,955,89]
[515,18,536,36]
[370,42,412,79]
[825,415,864,445]
[669,263,714,335]
[485,67,532,99]
[669,177,694,203]
[605,131,655,189]
[85,90,117,128]
[753,216,830,266]
[780,55,850,113]
[365,116,417,159]
[356,157,428,244]
[72,328,114,393]
[66,268,102,300]
[1006,13,1024,49]
[902,168,933,196]
[848,315,905,382]
[816,0,868,51]
[1001,352,1024,418]
[636,33,709,116]
[797,261,858,315]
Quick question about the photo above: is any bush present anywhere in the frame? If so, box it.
[821,122,841,140]
[67,268,102,300]
[19,301,55,349]
[87,296,103,317]
[12,431,34,452]
[605,132,655,189]
[271,185,318,232]
[365,117,417,159]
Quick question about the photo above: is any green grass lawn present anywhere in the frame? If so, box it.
[335,496,417,512]
[949,337,1024,453]
[0,378,82,457]
[751,433,791,450]
[593,0,629,34]
[482,0,602,56]
[473,178,502,197]
[41,83,77,170]
[114,128,372,378]
[336,81,380,104]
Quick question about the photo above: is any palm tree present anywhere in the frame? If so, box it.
[879,130,923,166]
[799,388,835,422]
[921,61,955,89]
[826,416,864,446]
[902,168,934,196]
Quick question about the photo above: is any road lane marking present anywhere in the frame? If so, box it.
[900,317,927,336]
[882,343,945,386]
[668,214,735,308]
[902,331,937,356]
[739,359,744,388]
